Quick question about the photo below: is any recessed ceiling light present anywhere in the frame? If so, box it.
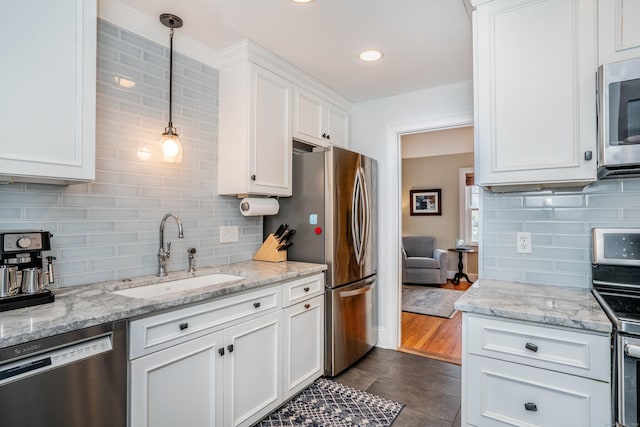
[291,0,314,3]
[359,50,383,62]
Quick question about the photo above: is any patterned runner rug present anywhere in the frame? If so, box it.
[256,378,404,426]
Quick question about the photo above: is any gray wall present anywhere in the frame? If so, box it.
[481,177,640,288]
[0,20,261,287]
[401,153,476,273]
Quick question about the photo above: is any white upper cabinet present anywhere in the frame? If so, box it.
[218,63,293,197]
[217,41,351,197]
[473,0,597,189]
[0,0,96,184]
[293,87,349,148]
[598,0,640,64]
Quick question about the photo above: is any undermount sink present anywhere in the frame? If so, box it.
[114,273,245,299]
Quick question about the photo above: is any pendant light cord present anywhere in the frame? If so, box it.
[168,26,174,129]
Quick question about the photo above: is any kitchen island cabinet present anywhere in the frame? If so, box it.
[472,0,597,190]
[455,279,612,427]
[1,0,95,184]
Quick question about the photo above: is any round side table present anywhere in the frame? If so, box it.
[448,247,476,285]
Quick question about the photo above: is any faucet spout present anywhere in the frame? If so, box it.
[158,212,184,277]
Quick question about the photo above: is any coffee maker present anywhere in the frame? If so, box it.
[0,230,55,311]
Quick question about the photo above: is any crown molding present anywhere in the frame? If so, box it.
[219,40,352,109]
[98,0,220,69]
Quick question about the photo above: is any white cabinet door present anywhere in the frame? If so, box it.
[598,0,640,64]
[224,311,282,427]
[218,63,292,196]
[283,294,324,400]
[249,66,292,196]
[0,0,95,184]
[293,87,350,148]
[293,88,325,145]
[473,0,597,188]
[130,331,224,427]
[326,105,349,148]
[466,354,610,427]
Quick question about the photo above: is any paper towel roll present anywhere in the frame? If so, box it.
[239,198,280,216]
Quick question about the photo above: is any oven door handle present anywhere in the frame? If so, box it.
[625,344,640,359]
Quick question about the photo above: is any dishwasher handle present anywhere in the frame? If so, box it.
[0,357,52,381]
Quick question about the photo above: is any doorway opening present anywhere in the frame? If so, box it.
[395,122,476,365]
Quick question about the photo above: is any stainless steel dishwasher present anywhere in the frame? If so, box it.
[0,321,127,427]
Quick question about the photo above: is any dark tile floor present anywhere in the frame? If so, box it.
[332,348,462,427]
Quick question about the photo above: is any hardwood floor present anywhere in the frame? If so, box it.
[399,280,471,365]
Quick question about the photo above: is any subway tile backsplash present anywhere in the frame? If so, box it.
[481,177,640,288]
[0,20,261,287]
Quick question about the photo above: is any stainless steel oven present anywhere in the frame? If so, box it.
[592,228,640,427]
[619,335,640,425]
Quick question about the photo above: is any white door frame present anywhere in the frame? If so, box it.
[382,113,474,350]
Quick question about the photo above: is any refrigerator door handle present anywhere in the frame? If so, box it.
[360,167,370,263]
[351,166,368,265]
[351,169,363,264]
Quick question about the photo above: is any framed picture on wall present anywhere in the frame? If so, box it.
[410,188,441,216]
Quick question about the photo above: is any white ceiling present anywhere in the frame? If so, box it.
[117,0,473,103]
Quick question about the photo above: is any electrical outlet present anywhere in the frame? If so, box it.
[220,226,239,243]
[516,232,532,254]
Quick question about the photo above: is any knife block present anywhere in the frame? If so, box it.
[253,234,287,263]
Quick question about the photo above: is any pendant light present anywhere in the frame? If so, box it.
[160,13,183,163]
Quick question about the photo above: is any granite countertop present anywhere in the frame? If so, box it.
[454,278,612,333]
[0,260,327,349]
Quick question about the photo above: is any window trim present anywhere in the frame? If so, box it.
[459,167,479,246]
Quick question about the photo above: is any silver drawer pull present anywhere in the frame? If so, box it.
[253,302,261,308]
[524,402,537,412]
[525,342,538,352]
[179,322,188,331]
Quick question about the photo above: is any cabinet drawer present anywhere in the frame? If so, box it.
[466,314,610,381]
[130,286,281,359]
[466,354,610,427]
[282,274,324,307]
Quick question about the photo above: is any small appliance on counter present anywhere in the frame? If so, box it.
[0,230,55,311]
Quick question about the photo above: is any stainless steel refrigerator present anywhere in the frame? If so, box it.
[265,145,377,376]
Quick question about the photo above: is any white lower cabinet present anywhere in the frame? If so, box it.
[283,294,325,399]
[462,313,611,427]
[224,311,282,427]
[128,273,324,427]
[467,354,610,427]
[130,331,224,427]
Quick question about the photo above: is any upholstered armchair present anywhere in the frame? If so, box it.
[401,236,448,285]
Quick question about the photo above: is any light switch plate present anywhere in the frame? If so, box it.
[220,226,239,243]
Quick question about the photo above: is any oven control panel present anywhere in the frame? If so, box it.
[593,228,640,265]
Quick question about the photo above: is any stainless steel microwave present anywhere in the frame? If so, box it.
[597,57,640,179]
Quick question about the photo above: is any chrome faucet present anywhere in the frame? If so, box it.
[158,212,184,277]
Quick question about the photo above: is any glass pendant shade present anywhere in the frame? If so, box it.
[161,126,182,163]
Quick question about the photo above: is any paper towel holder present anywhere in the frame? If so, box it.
[239,197,280,216]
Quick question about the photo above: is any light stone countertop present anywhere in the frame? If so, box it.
[0,260,326,349]
[454,278,612,333]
